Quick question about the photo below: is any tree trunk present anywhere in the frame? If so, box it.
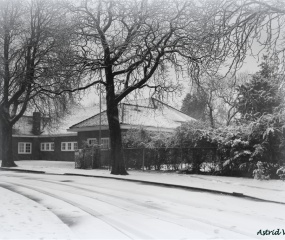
[105,55,128,175]
[1,119,17,167]
[104,60,128,175]
[106,101,128,175]
[208,106,215,128]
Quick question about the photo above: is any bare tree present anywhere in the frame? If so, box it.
[0,0,81,167]
[200,73,250,127]
[223,0,285,71]
[217,73,252,126]
[180,0,285,128]
[62,0,266,175]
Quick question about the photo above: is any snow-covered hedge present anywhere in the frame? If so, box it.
[123,113,284,179]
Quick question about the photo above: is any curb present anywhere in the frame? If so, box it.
[63,173,285,205]
[0,167,45,174]
[2,167,285,205]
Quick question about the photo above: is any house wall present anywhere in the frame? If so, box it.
[4,128,128,163]
[77,129,110,147]
[10,135,78,162]
[77,130,110,165]
[12,137,39,161]
[6,131,113,162]
[76,129,135,167]
[39,135,78,161]
[0,112,42,161]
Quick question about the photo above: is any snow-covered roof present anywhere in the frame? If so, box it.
[43,105,105,135]
[13,116,34,135]
[11,104,105,136]
[12,98,195,136]
[12,115,50,136]
[69,98,195,132]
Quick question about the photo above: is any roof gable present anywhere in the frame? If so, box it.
[69,98,195,131]
[42,105,103,135]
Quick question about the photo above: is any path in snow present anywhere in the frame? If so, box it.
[1,171,285,239]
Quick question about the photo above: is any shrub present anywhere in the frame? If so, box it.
[253,161,270,180]
[212,114,284,178]
[277,166,285,180]
[75,141,100,169]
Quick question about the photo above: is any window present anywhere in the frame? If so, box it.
[87,138,98,146]
[18,142,32,154]
[61,142,66,150]
[19,143,25,153]
[101,138,110,149]
[74,142,78,150]
[40,142,54,151]
[61,142,78,151]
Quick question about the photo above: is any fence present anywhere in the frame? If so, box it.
[75,147,220,173]
[123,147,219,172]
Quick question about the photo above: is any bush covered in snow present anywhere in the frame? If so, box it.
[277,166,285,180]
[253,161,270,180]
[123,112,284,179]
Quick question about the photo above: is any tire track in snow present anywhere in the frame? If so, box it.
[0,181,154,239]
[51,180,263,239]
[7,176,262,239]
[37,178,265,238]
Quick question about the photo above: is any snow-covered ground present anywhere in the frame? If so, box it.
[1,169,285,240]
[1,160,285,203]
[0,184,75,239]
[1,160,285,239]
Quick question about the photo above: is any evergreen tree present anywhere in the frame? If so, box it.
[181,90,208,121]
[237,57,281,121]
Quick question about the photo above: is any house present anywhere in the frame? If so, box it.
[0,98,195,161]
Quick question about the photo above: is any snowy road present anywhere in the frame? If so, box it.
[1,172,284,239]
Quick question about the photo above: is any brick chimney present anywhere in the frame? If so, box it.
[32,112,41,135]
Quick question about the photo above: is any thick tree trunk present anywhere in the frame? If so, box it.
[106,101,128,175]
[103,61,128,175]
[1,119,17,167]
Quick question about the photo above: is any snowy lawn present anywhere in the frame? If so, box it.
[0,185,75,239]
[1,160,285,203]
